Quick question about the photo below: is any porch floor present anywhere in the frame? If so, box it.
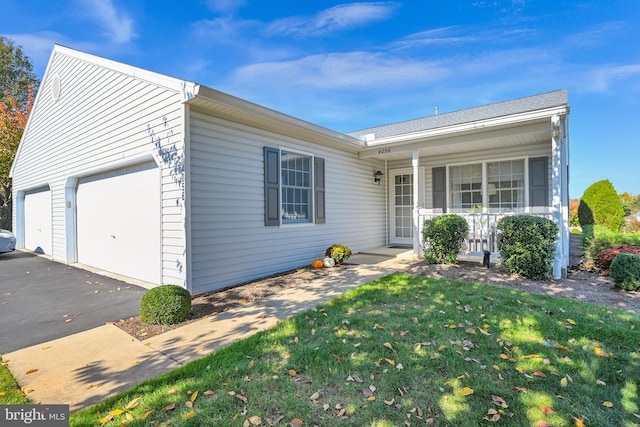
[348,246,500,268]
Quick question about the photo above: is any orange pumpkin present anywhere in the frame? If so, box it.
[311,260,324,268]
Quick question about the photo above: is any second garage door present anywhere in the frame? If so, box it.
[24,187,52,254]
[76,162,161,284]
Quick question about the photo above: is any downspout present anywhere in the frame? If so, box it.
[412,150,420,256]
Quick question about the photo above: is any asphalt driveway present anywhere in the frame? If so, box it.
[0,251,146,353]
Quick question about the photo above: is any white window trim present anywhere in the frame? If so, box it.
[446,156,531,212]
[278,146,316,227]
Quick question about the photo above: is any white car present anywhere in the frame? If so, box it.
[0,229,16,253]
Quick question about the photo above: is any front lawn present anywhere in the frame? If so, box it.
[74,274,640,426]
[0,361,30,405]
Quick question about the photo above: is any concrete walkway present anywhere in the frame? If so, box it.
[3,251,418,412]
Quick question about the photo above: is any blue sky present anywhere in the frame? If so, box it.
[2,0,639,197]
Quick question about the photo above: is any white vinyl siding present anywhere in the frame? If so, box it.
[11,49,186,286]
[188,111,385,295]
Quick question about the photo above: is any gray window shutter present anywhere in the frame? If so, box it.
[432,167,446,212]
[264,146,280,226]
[529,157,548,207]
[314,157,326,224]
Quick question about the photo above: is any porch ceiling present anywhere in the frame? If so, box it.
[358,118,553,160]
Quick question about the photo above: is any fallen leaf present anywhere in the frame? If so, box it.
[125,397,140,409]
[603,401,614,408]
[567,318,576,325]
[309,391,321,401]
[540,405,554,415]
[515,386,527,393]
[290,418,304,427]
[248,360,254,368]
[167,388,176,394]
[247,415,262,425]
[491,395,508,408]
[164,403,176,411]
[459,387,474,396]
[533,371,547,377]
[573,417,585,426]
[204,390,215,396]
[185,411,196,419]
[560,377,568,388]
[25,369,38,375]
[191,391,198,402]
[109,409,124,416]
[288,369,298,377]
[535,422,550,427]
[383,342,395,351]
[99,414,113,425]
[236,394,248,403]
[596,379,606,386]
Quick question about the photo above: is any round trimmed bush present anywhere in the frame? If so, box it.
[610,253,640,291]
[325,244,352,264]
[497,215,558,279]
[140,285,192,325]
[422,214,469,264]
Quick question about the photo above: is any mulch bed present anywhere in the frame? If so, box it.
[116,244,639,341]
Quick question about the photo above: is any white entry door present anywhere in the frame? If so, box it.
[76,162,161,284]
[24,188,52,254]
[389,168,424,246]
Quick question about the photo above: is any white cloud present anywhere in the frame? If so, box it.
[387,27,478,50]
[587,64,640,92]
[78,0,135,44]
[191,16,260,45]
[230,51,447,90]
[563,21,626,50]
[266,2,398,37]
[205,0,246,14]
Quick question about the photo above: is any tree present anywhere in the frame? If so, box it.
[580,179,625,233]
[0,37,39,230]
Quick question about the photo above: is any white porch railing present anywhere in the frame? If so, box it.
[418,208,553,257]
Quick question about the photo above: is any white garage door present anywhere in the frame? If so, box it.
[76,162,161,284]
[24,188,52,254]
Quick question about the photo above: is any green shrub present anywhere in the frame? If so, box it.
[422,214,469,264]
[580,179,625,232]
[325,244,352,264]
[497,215,558,279]
[610,253,640,291]
[140,285,192,325]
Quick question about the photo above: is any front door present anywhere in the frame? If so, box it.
[390,169,414,246]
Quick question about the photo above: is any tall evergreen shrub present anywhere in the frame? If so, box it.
[580,179,625,233]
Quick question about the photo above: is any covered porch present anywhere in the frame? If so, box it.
[351,91,570,278]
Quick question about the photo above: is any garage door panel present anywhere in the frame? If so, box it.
[77,163,161,284]
[24,188,52,255]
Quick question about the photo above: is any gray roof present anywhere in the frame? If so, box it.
[347,89,568,140]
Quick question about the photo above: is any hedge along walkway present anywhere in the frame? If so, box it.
[4,255,417,411]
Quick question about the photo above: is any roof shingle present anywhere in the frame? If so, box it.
[347,89,568,140]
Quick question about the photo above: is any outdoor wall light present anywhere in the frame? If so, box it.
[374,170,384,184]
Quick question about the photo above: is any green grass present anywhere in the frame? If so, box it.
[0,360,30,404]
[66,275,640,426]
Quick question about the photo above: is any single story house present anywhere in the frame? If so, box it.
[11,45,570,294]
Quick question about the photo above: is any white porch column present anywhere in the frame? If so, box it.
[551,115,568,279]
[412,150,421,256]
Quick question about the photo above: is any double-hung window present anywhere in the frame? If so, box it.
[281,151,311,223]
[264,147,325,226]
[449,159,528,212]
